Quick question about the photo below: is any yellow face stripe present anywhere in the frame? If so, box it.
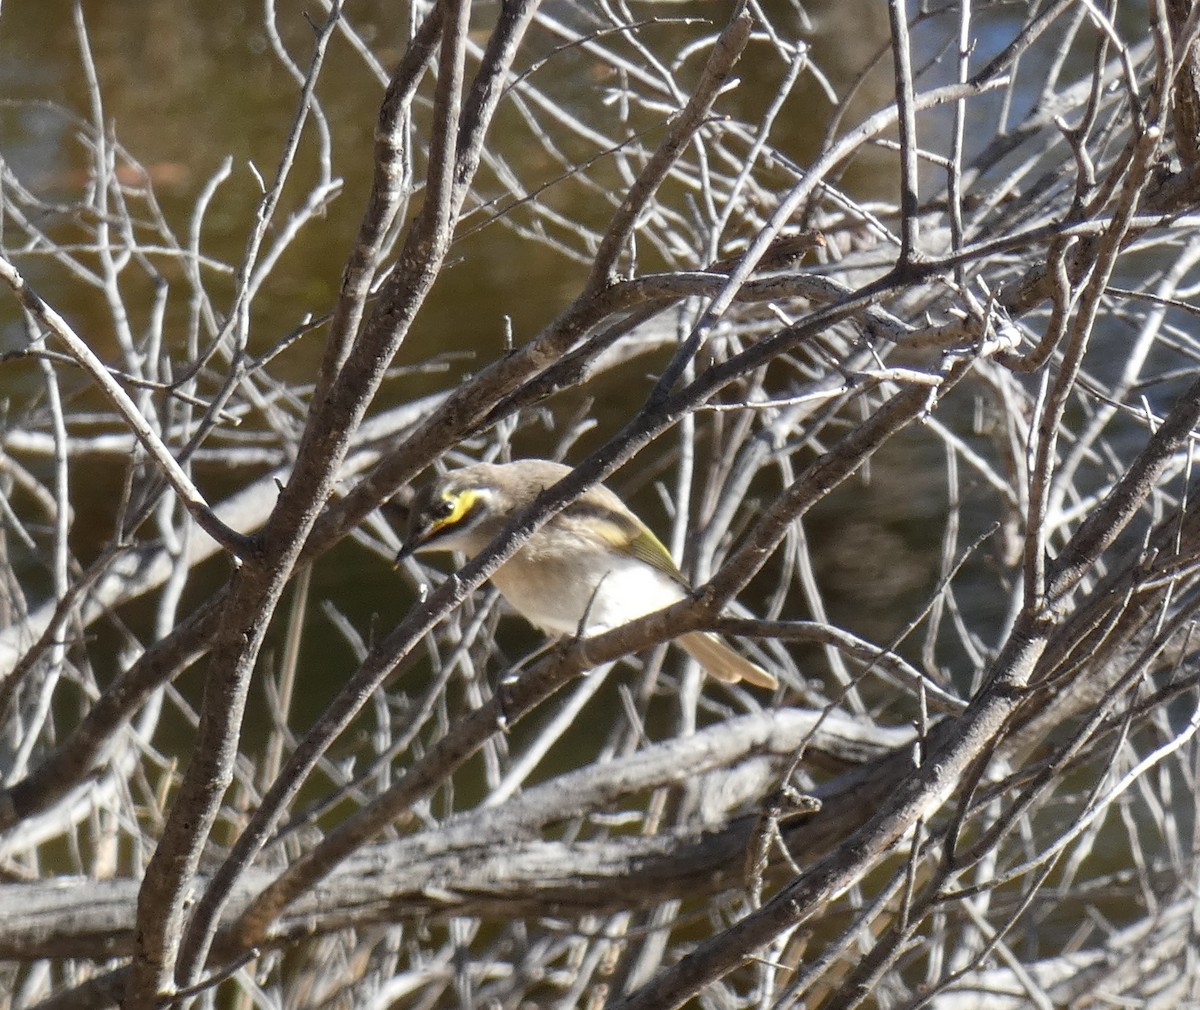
[430,488,480,536]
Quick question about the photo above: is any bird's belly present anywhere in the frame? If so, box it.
[490,554,686,638]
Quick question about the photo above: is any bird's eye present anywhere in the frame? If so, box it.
[433,497,456,519]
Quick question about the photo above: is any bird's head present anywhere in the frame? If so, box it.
[396,461,576,563]
[395,468,507,563]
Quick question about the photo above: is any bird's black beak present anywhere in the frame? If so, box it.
[394,539,416,568]
[395,521,433,567]
[392,485,431,568]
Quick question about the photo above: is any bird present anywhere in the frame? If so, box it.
[396,459,778,688]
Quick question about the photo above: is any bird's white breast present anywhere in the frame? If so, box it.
[490,549,687,638]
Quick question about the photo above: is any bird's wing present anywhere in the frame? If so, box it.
[565,499,688,587]
[623,522,688,586]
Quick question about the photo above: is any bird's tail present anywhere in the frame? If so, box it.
[679,632,778,689]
